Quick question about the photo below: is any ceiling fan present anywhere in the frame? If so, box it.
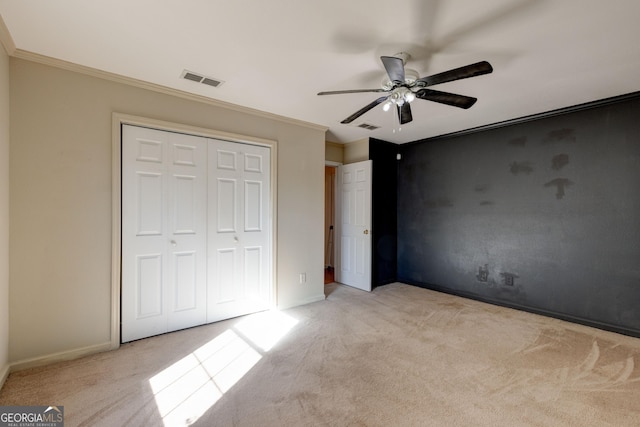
[318,52,493,125]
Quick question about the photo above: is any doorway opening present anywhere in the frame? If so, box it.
[324,165,336,285]
[324,160,373,293]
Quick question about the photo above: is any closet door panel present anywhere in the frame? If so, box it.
[208,140,271,322]
[122,126,207,342]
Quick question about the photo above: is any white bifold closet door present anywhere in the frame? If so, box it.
[121,125,271,343]
[121,126,207,342]
[207,139,271,323]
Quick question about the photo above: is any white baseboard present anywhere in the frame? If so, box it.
[10,341,113,373]
[0,362,9,391]
[279,293,326,310]
[303,294,327,305]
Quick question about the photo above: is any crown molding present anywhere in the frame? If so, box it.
[0,14,16,55]
[10,48,328,133]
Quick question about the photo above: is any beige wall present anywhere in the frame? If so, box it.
[343,138,369,164]
[9,58,326,364]
[0,41,9,383]
[325,141,344,164]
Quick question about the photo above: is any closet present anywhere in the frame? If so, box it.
[121,125,271,342]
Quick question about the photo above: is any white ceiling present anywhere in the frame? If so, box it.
[1,0,640,144]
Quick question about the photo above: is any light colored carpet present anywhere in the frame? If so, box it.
[1,282,640,426]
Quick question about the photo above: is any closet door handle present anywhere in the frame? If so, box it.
[171,240,177,247]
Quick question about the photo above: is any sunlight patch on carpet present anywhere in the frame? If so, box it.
[235,309,299,351]
[148,310,298,426]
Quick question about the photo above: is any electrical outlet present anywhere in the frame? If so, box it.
[299,273,306,284]
[500,272,518,286]
[477,265,489,282]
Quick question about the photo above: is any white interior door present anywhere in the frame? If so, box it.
[207,140,271,322]
[121,125,207,342]
[336,160,372,292]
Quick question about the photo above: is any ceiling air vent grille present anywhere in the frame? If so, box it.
[357,123,380,131]
[181,70,224,88]
[183,71,203,82]
[201,78,222,87]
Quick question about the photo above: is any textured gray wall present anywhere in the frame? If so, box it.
[397,95,640,336]
[369,138,398,287]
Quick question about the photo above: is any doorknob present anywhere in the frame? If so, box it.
[363,230,369,235]
[170,240,177,246]
[234,236,239,243]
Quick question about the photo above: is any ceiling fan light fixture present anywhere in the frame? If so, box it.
[382,100,393,112]
[404,90,416,103]
[381,78,395,91]
[389,87,414,107]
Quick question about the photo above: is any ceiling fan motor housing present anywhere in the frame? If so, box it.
[381,68,420,90]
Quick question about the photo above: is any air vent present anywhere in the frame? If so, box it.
[182,72,203,83]
[357,123,380,131]
[201,78,222,87]
[181,70,224,88]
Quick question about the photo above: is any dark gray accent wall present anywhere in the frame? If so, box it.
[397,93,640,337]
[369,138,398,287]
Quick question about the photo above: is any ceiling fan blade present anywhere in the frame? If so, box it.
[398,103,413,125]
[415,88,477,109]
[415,61,493,87]
[318,88,388,95]
[341,96,389,124]
[381,56,405,83]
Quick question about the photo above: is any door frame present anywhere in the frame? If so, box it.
[110,113,278,349]
[334,160,372,291]
[325,161,341,273]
